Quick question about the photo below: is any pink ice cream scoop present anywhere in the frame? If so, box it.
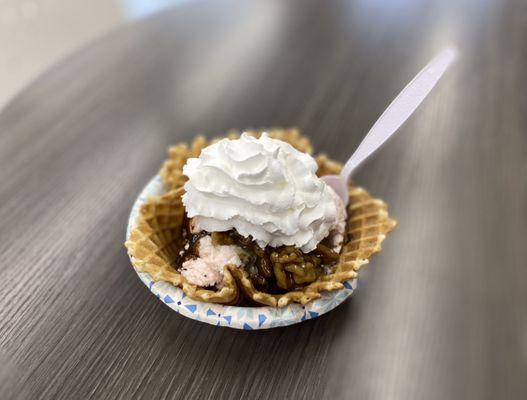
[180,236,242,287]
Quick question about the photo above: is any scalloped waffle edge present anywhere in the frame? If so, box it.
[126,129,396,307]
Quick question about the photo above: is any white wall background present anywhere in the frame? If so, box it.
[0,0,185,110]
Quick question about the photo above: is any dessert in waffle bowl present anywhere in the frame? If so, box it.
[125,129,395,327]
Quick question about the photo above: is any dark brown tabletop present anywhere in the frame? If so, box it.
[1,0,526,399]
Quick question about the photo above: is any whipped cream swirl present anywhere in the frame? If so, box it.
[182,133,337,252]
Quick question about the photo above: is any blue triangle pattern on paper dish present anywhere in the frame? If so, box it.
[184,304,197,313]
[343,281,353,290]
[258,314,267,327]
[309,311,319,319]
[223,315,232,324]
[243,323,253,330]
[207,309,216,316]
[282,307,296,319]
[301,313,307,321]
[164,295,174,304]
[149,281,155,290]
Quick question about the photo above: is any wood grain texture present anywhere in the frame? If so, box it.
[0,0,526,399]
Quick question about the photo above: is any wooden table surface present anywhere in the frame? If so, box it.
[1,0,526,399]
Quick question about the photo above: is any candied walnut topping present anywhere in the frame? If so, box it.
[179,222,341,294]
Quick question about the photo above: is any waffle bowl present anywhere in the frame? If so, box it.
[125,129,396,328]
[126,187,242,305]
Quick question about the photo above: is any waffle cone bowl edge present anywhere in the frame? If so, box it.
[125,129,396,308]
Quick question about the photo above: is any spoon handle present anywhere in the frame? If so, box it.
[341,47,458,181]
